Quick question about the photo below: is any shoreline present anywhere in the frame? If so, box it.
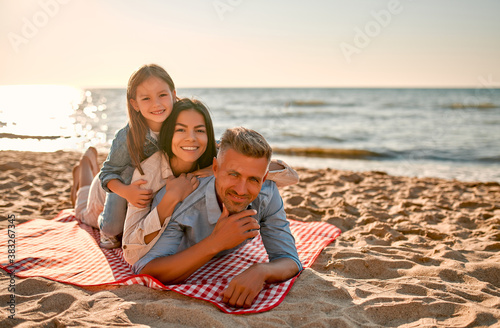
[2,149,499,184]
[1,150,499,327]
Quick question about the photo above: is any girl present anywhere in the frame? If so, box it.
[72,64,180,248]
[121,98,299,266]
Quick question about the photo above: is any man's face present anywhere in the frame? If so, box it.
[213,148,269,214]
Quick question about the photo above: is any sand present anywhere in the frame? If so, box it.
[1,150,499,327]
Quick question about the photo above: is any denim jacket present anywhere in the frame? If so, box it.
[99,124,159,192]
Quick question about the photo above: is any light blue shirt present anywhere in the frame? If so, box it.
[133,176,302,274]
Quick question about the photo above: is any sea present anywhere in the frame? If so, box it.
[1,86,499,182]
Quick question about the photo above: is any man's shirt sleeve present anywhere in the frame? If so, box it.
[258,182,303,272]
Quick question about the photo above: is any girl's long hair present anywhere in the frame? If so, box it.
[159,98,217,172]
[126,64,175,174]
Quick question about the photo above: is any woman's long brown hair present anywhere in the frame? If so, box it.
[126,64,176,175]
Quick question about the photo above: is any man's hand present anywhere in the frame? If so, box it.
[207,205,259,252]
[222,258,300,308]
[222,264,267,308]
[123,179,153,208]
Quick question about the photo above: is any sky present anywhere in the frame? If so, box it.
[1,0,500,88]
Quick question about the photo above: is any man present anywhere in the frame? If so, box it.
[134,127,302,308]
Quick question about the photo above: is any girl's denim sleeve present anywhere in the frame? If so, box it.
[99,126,132,192]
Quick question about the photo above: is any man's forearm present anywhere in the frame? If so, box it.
[247,257,299,285]
[140,235,221,284]
[141,208,260,284]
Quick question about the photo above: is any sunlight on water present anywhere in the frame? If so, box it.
[0,85,109,152]
[1,86,499,182]
[0,85,80,151]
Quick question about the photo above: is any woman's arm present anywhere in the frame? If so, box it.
[122,154,199,265]
[122,152,169,264]
[143,174,199,243]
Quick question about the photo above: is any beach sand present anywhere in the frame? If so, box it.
[1,150,499,327]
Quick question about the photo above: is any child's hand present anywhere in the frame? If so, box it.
[125,179,153,208]
[269,159,285,171]
[191,165,213,178]
[164,173,200,203]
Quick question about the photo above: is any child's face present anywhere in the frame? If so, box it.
[171,109,208,167]
[130,76,176,132]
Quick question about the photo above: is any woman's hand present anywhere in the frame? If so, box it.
[164,173,200,203]
[191,165,213,178]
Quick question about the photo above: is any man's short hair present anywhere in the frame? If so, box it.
[218,127,272,164]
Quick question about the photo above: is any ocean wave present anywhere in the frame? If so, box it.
[279,133,344,142]
[274,148,498,163]
[0,133,66,140]
[272,147,388,159]
[286,100,328,107]
[445,102,498,109]
[284,100,355,107]
[217,109,336,119]
[393,150,500,164]
[477,155,500,163]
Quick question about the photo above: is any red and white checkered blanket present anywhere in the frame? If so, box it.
[1,209,341,314]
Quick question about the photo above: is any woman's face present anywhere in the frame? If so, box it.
[171,109,208,165]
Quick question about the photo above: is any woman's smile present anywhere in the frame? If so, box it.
[171,109,208,169]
